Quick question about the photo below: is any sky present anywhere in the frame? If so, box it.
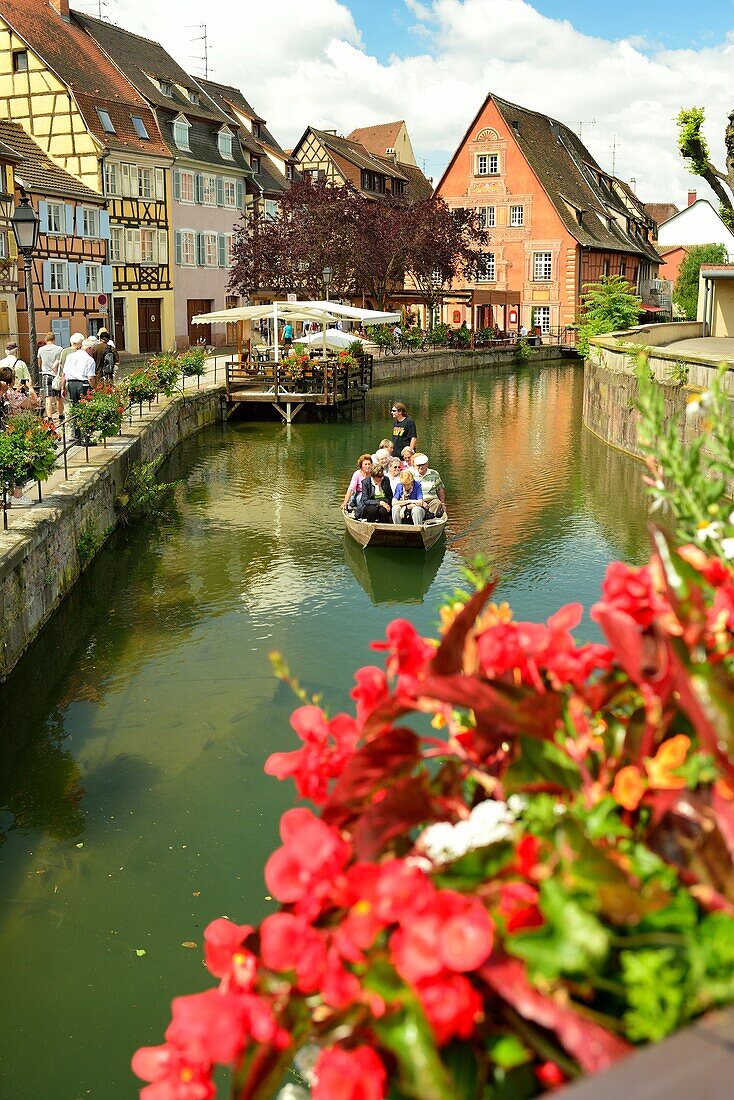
[76,0,734,206]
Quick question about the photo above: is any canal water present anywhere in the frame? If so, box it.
[0,363,651,1097]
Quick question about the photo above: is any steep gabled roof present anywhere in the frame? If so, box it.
[437,92,659,263]
[645,202,680,227]
[346,121,404,156]
[0,0,168,157]
[0,120,103,201]
[307,129,409,182]
[197,78,288,161]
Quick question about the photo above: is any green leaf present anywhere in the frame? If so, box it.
[442,1041,482,1099]
[432,842,514,890]
[507,880,609,981]
[484,1064,538,1100]
[575,795,630,841]
[485,1034,532,1070]
[504,736,581,792]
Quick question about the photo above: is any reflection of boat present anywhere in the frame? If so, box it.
[344,536,445,605]
[342,508,448,550]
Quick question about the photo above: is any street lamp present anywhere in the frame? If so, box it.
[11,193,40,385]
[322,264,333,302]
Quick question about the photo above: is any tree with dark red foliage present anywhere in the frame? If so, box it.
[405,201,485,324]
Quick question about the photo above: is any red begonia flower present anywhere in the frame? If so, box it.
[594,561,665,629]
[497,882,544,932]
[514,835,540,878]
[313,1045,387,1100]
[351,665,390,724]
[203,918,253,980]
[371,619,435,677]
[260,912,327,993]
[416,972,483,1045]
[165,990,247,1066]
[536,1060,567,1089]
[132,1041,214,1100]
[265,707,359,804]
[264,808,350,908]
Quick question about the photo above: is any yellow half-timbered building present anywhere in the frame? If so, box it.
[0,0,174,354]
[0,136,19,348]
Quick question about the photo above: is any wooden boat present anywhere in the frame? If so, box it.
[343,507,447,550]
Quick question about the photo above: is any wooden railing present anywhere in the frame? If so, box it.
[225,355,373,404]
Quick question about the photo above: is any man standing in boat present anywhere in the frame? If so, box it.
[391,402,417,456]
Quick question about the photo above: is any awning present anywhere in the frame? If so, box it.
[639,304,667,312]
[472,290,521,306]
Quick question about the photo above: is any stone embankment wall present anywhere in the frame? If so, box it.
[372,344,568,387]
[0,387,224,681]
[583,322,733,458]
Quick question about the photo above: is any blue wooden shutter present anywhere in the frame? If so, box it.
[216,177,224,206]
[102,265,113,293]
[65,204,75,234]
[77,263,86,292]
[173,168,181,201]
[217,233,226,267]
[195,232,205,265]
[174,230,182,265]
[42,260,51,290]
[76,207,85,236]
[194,174,203,203]
[67,263,77,292]
[235,181,244,209]
[99,211,110,240]
[38,201,48,234]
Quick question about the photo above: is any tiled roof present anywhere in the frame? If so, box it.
[0,0,168,157]
[73,12,230,127]
[346,121,404,156]
[196,78,292,194]
[488,95,660,263]
[197,79,265,125]
[309,129,409,182]
[155,109,250,173]
[396,161,434,203]
[645,202,680,227]
[0,120,103,201]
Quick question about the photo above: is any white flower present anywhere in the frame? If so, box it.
[466,799,515,845]
[721,538,734,559]
[419,821,465,863]
[696,521,723,542]
[277,1086,310,1100]
[417,800,516,864]
[293,1045,320,1085]
[507,794,528,815]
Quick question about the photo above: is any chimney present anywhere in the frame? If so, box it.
[629,177,636,190]
[688,189,697,206]
[49,0,71,20]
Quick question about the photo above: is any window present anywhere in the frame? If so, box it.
[264,199,278,220]
[97,108,116,134]
[82,264,102,294]
[204,232,218,267]
[12,50,28,73]
[477,206,495,230]
[141,228,157,263]
[620,259,626,277]
[180,170,195,203]
[181,230,196,266]
[110,226,124,263]
[509,204,524,227]
[603,259,610,276]
[251,156,260,174]
[138,168,153,199]
[252,122,261,139]
[225,233,235,266]
[82,208,100,237]
[476,253,496,282]
[362,170,385,193]
[286,164,294,181]
[47,202,64,234]
[476,153,499,176]
[0,234,6,259]
[48,261,68,292]
[223,179,237,207]
[218,130,233,160]
[201,175,217,205]
[532,306,551,333]
[131,115,149,140]
[173,117,190,150]
[104,161,119,196]
[159,80,173,97]
[188,89,200,104]
[532,251,552,281]
[393,180,405,197]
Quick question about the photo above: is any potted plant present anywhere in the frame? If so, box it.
[150,353,180,397]
[71,384,126,444]
[282,345,310,381]
[0,411,59,487]
[178,347,208,387]
[123,368,158,405]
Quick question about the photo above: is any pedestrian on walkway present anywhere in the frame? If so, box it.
[91,330,119,382]
[37,331,64,421]
[61,334,95,443]
[0,342,31,387]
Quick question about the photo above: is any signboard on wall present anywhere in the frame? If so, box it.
[452,310,461,324]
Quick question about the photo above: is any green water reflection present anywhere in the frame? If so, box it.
[0,363,651,1096]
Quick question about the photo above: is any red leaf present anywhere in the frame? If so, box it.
[480,956,631,1074]
[430,581,498,676]
[712,787,734,864]
[326,727,420,809]
[352,776,434,860]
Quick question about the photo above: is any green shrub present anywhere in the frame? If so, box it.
[0,411,59,483]
[71,384,125,443]
[150,353,180,396]
[178,347,207,378]
[116,461,179,525]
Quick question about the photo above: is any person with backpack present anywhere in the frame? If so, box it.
[92,329,119,383]
[0,341,31,387]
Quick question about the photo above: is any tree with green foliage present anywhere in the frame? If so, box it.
[673,243,728,319]
[577,274,641,356]
[677,107,734,221]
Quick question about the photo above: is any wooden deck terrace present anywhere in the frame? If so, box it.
[224,355,374,423]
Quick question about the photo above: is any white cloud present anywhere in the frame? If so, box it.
[95,0,734,205]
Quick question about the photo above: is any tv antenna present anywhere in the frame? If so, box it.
[76,0,108,16]
[610,133,619,177]
[577,120,596,139]
[188,24,210,79]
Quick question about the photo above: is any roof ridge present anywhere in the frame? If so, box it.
[71,9,167,52]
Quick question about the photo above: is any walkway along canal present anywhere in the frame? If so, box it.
[0,362,651,1097]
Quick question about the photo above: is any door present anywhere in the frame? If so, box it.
[138,298,162,353]
[113,298,126,351]
[187,299,211,347]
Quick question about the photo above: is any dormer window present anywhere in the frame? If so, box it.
[188,89,200,105]
[251,155,260,174]
[173,116,190,151]
[159,80,173,97]
[97,108,116,134]
[252,122,261,139]
[132,115,149,140]
[218,129,234,160]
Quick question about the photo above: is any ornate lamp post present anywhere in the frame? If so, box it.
[322,264,333,302]
[11,193,40,385]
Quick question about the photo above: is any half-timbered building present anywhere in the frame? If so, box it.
[346,121,418,168]
[0,135,19,348]
[435,93,660,334]
[0,121,110,351]
[75,16,252,350]
[0,0,173,354]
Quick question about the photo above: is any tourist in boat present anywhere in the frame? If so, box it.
[358,462,393,522]
[412,453,446,516]
[391,401,417,455]
[400,445,415,468]
[392,469,425,526]
[342,453,373,511]
[371,438,393,464]
[387,457,403,493]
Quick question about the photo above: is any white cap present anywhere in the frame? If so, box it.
[70,332,84,344]
[413,453,429,465]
